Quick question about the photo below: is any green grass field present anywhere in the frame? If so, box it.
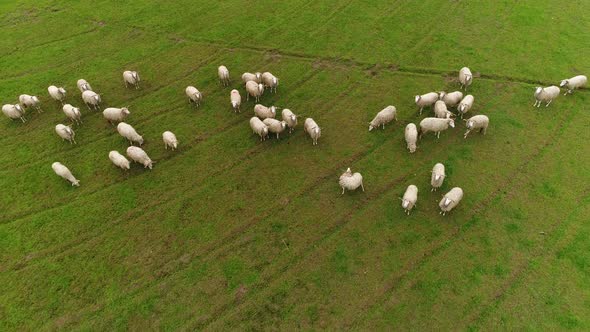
[1,1,589,330]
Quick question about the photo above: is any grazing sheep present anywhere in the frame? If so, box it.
[55,124,76,144]
[81,90,101,111]
[126,146,153,169]
[533,86,560,107]
[439,187,464,215]
[76,79,92,93]
[401,185,418,215]
[419,117,455,139]
[457,95,474,119]
[103,107,130,124]
[263,118,287,139]
[415,92,439,115]
[48,85,66,104]
[19,94,42,113]
[464,115,489,139]
[459,67,473,90]
[369,105,397,131]
[51,162,79,186]
[117,122,144,145]
[249,117,269,141]
[434,100,454,119]
[439,91,464,108]
[123,70,140,89]
[185,86,203,107]
[261,72,279,93]
[218,65,230,86]
[560,75,587,95]
[245,81,264,102]
[230,89,241,113]
[304,118,321,146]
[2,104,26,122]
[62,104,82,125]
[431,163,445,192]
[108,151,130,170]
[242,72,262,83]
[282,109,297,133]
[339,168,365,194]
[162,131,178,150]
[254,104,276,119]
[404,123,418,153]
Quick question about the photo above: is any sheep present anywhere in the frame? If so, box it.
[55,124,76,144]
[242,72,262,83]
[108,150,130,170]
[2,104,26,122]
[117,122,144,145]
[533,86,560,107]
[430,163,445,192]
[51,162,79,186]
[249,117,269,141]
[439,187,464,215]
[62,104,82,125]
[126,146,153,169]
[439,91,463,108]
[162,131,178,150]
[76,79,92,93]
[230,89,241,113]
[339,167,365,194]
[103,107,130,124]
[404,123,418,153]
[81,90,101,111]
[254,104,276,119]
[123,70,140,89]
[18,94,42,113]
[48,85,66,104]
[464,114,489,139]
[304,118,321,146]
[369,105,397,131]
[434,100,454,119]
[185,86,203,107]
[263,118,287,139]
[218,65,230,86]
[415,92,439,115]
[457,95,474,119]
[282,109,297,133]
[400,185,418,215]
[419,117,455,139]
[246,81,264,102]
[261,72,279,93]
[560,75,587,95]
[459,67,473,90]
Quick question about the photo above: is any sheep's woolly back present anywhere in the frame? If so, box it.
[402,185,418,210]
[262,118,286,134]
[415,92,439,107]
[339,172,363,191]
[109,151,130,169]
[439,187,464,212]
[458,95,474,114]
[254,104,276,119]
[126,146,152,168]
[466,115,489,129]
[442,91,463,107]
[419,117,454,132]
[431,163,445,188]
[405,123,418,152]
[51,162,79,186]
[370,106,396,129]
[282,109,297,128]
[535,86,560,101]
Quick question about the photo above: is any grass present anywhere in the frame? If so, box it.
[1,0,589,330]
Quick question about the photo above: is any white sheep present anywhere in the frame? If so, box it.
[55,124,76,144]
[282,109,297,133]
[242,72,262,83]
[62,104,82,125]
[533,86,560,107]
[369,105,397,131]
[415,92,439,115]
[304,118,321,146]
[404,123,418,153]
[123,70,140,89]
[434,100,454,119]
[400,185,418,215]
[76,79,92,93]
[48,85,66,104]
[254,104,276,119]
[464,114,489,139]
[126,146,153,169]
[457,95,474,119]
[439,91,464,108]
[261,72,279,93]
[339,167,365,194]
[51,162,80,186]
[249,117,269,141]
[560,75,587,95]
[108,150,130,170]
[2,104,26,122]
[117,122,144,145]
[419,117,455,139]
[162,131,178,150]
[185,86,203,107]
[19,94,42,113]
[103,107,130,124]
[218,65,230,86]
[245,81,264,102]
[431,163,445,192]
[263,118,287,139]
[81,90,101,111]
[439,187,464,215]
[230,89,241,113]
[459,67,473,90]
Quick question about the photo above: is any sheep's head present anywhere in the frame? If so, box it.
[15,104,24,113]
[435,174,441,181]
[262,127,268,136]
[438,91,446,99]
[255,72,262,80]
[172,141,178,149]
[466,75,472,83]
[122,107,130,115]
[32,96,40,103]
[402,200,409,209]
[94,95,100,102]
[132,71,139,81]
[369,123,375,131]
[280,121,287,129]
[458,104,465,112]
[138,136,144,145]
[414,95,420,103]
[314,127,320,135]
[466,120,474,129]
[443,197,452,207]
[559,80,568,87]
[290,114,296,122]
[146,160,153,169]
[59,87,66,95]
[258,84,264,94]
[272,77,278,85]
[72,179,80,187]
[448,119,455,128]
[232,101,238,108]
[534,87,543,96]
[270,106,276,114]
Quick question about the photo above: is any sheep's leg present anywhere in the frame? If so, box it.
[546,99,552,107]
[360,182,365,192]
[464,130,470,139]
[437,131,440,139]
[419,107,423,115]
[341,187,345,195]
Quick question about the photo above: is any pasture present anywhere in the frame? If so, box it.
[1,0,589,330]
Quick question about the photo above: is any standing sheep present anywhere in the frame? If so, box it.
[2,104,26,122]
[218,65,230,86]
[55,124,76,144]
[339,168,365,194]
[439,91,464,108]
[117,122,144,145]
[254,104,276,119]
[126,146,153,169]
[162,131,178,150]
[51,162,80,186]
[123,70,141,89]
[560,75,587,95]
[281,109,297,133]
[439,187,464,215]
[82,90,101,111]
[415,92,439,115]
[246,81,264,102]
[242,72,262,83]
[400,185,418,215]
[261,72,279,93]
[185,86,203,107]
[404,123,418,153]
[459,67,473,90]
[249,117,269,141]
[62,104,82,125]
[304,118,321,146]
[103,107,130,124]
[434,100,453,119]
[464,115,489,139]
[108,151,130,170]
[48,85,66,104]
[76,79,92,93]
[419,117,455,139]
[533,86,560,107]
[369,105,397,131]
[263,118,287,139]
[431,163,445,192]
[19,94,42,113]
[230,89,241,113]
[457,95,474,119]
